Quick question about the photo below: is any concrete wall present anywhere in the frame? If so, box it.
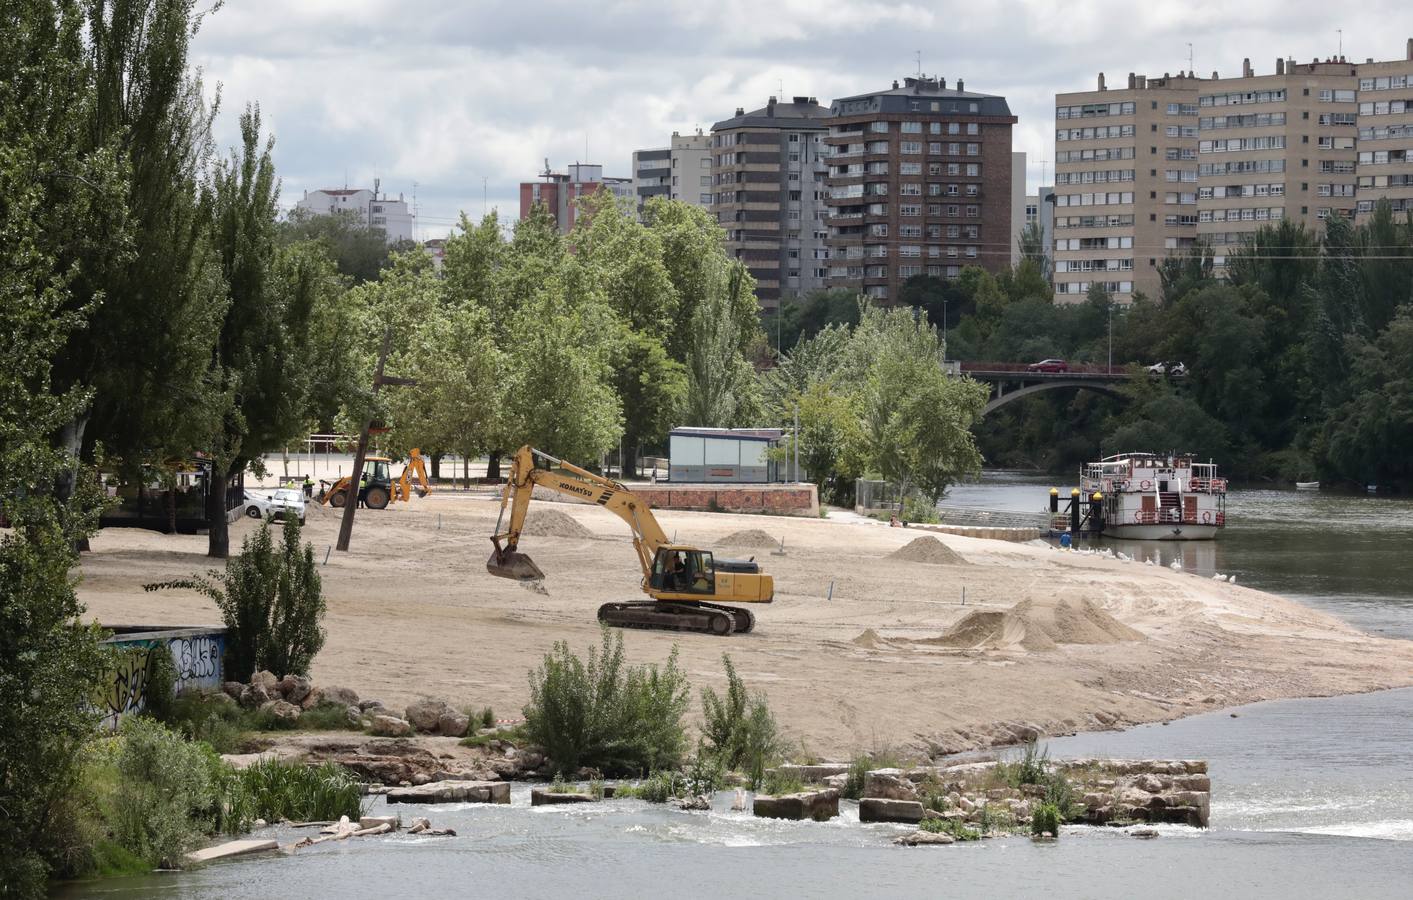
[634,483,819,517]
[98,626,228,728]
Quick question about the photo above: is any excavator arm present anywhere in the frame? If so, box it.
[394,448,432,502]
[487,445,668,582]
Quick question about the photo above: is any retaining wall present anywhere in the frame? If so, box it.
[97,625,228,728]
[633,483,819,517]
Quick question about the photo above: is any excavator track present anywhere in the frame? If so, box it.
[597,601,754,636]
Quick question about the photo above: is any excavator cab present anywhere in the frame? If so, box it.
[650,548,715,595]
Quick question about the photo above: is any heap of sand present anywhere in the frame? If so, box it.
[520,508,594,539]
[928,596,1145,652]
[716,528,782,551]
[889,535,968,565]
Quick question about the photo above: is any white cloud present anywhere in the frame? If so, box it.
[190,0,1410,238]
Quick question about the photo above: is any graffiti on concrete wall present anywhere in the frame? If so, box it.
[98,628,227,728]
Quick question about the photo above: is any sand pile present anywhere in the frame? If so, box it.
[933,597,1143,652]
[852,628,884,649]
[717,529,782,551]
[520,508,594,539]
[889,535,968,565]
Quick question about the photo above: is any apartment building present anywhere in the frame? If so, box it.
[1198,57,1358,267]
[631,130,713,216]
[519,163,634,233]
[823,76,1016,302]
[1354,41,1413,220]
[1053,72,1203,303]
[1054,40,1413,301]
[293,180,415,244]
[710,96,832,311]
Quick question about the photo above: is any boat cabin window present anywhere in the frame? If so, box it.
[652,550,715,594]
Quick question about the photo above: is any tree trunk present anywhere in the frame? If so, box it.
[485,451,501,482]
[208,465,230,558]
[431,452,442,483]
[627,442,640,480]
[462,455,469,490]
[166,487,177,535]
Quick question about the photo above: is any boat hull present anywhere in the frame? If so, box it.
[1104,523,1221,541]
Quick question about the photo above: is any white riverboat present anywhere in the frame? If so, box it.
[1082,453,1227,541]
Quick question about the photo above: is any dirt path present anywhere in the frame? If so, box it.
[76,493,1413,758]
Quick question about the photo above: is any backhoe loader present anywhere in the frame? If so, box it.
[318,457,393,509]
[486,445,772,636]
[393,448,432,502]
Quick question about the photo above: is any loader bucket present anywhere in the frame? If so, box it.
[487,549,545,582]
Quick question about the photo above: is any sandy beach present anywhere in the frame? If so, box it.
[76,492,1413,758]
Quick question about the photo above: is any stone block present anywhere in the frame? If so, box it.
[864,770,918,801]
[385,780,511,805]
[530,789,597,805]
[752,788,839,822]
[405,698,452,733]
[437,711,471,738]
[187,839,279,864]
[369,715,413,737]
[858,798,925,823]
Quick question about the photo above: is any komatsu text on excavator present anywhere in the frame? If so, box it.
[486,445,773,636]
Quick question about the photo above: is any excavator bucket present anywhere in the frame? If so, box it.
[486,549,545,582]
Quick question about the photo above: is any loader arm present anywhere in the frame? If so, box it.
[395,448,433,501]
[488,445,669,583]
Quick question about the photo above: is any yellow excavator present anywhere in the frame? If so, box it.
[486,445,773,636]
[318,448,431,509]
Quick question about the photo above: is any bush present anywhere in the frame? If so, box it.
[1032,801,1062,837]
[841,749,904,801]
[161,693,248,754]
[237,759,363,823]
[997,740,1050,788]
[145,517,325,680]
[479,707,496,729]
[760,769,804,796]
[686,744,726,796]
[700,654,786,787]
[619,770,685,803]
[109,717,235,867]
[141,645,178,723]
[901,495,940,524]
[523,628,690,776]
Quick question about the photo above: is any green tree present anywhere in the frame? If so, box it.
[277,207,395,284]
[611,332,687,476]
[1314,312,1413,487]
[1017,220,1050,279]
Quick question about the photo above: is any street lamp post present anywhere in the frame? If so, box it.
[1107,302,1113,374]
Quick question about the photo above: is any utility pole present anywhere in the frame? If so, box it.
[793,403,800,482]
[1107,302,1114,373]
[336,328,417,552]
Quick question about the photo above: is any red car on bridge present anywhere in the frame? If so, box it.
[1026,358,1069,373]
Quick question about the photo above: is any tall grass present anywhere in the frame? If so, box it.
[236,759,364,823]
[700,654,785,788]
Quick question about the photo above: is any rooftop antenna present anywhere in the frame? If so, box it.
[1337,28,1343,57]
[916,50,922,77]
[1186,42,1193,74]
[1040,157,1049,184]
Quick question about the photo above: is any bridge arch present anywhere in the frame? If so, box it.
[982,379,1128,415]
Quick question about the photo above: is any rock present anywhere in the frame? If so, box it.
[281,674,313,705]
[411,773,433,786]
[518,751,545,771]
[252,819,267,828]
[359,816,399,829]
[239,683,271,709]
[359,699,386,712]
[299,687,325,710]
[864,770,918,801]
[322,686,360,708]
[346,705,364,729]
[531,789,597,805]
[268,700,302,723]
[1130,827,1160,839]
[894,830,955,846]
[222,681,245,700]
[1135,774,1165,793]
[437,711,471,738]
[408,817,431,832]
[824,773,849,790]
[386,780,511,805]
[752,788,839,822]
[673,794,711,810]
[207,691,237,707]
[186,839,279,864]
[1172,773,1211,792]
[251,670,279,693]
[405,698,452,733]
[858,798,925,824]
[369,715,413,737]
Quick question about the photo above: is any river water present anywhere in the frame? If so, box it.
[61,475,1413,899]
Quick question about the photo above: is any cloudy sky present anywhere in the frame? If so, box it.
[191,0,1405,240]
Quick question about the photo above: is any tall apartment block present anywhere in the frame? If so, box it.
[1054,38,1413,303]
[631,130,712,217]
[823,77,1017,302]
[519,163,634,233]
[710,97,832,312]
[1053,72,1203,302]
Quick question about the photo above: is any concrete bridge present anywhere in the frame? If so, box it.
[957,362,1133,414]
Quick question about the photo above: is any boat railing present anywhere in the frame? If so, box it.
[1130,509,1224,526]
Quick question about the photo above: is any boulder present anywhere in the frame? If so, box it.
[299,686,325,710]
[530,789,597,805]
[1130,826,1160,839]
[864,770,918,801]
[239,683,271,709]
[411,773,433,786]
[386,780,510,805]
[281,674,313,705]
[251,670,279,693]
[222,681,245,700]
[359,815,399,829]
[405,698,453,733]
[268,700,302,723]
[437,711,471,738]
[673,794,711,811]
[369,715,414,737]
[359,699,386,712]
[859,798,925,824]
[752,788,839,822]
[346,705,364,729]
[894,830,955,846]
[323,686,360,708]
